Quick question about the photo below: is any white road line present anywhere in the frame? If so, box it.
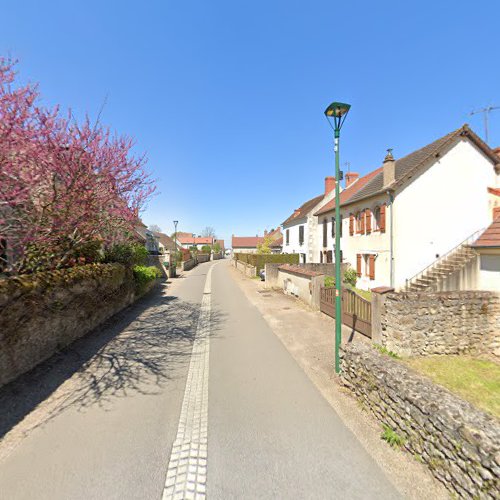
[162,265,213,500]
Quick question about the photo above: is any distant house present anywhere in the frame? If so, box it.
[214,239,225,251]
[232,228,282,254]
[282,177,338,263]
[135,220,161,253]
[153,232,176,254]
[176,235,214,250]
[314,124,500,291]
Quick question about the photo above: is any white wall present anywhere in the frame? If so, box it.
[282,219,308,262]
[394,139,495,287]
[316,194,391,290]
[233,247,258,254]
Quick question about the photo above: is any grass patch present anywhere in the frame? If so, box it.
[381,425,405,447]
[374,343,400,359]
[352,287,372,301]
[404,356,500,419]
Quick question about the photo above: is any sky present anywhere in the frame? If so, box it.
[2,0,499,247]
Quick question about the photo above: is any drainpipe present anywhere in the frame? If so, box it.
[387,190,394,288]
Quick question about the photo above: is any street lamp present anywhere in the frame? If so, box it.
[324,101,351,374]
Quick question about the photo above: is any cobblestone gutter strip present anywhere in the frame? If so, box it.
[341,342,500,499]
[162,266,212,499]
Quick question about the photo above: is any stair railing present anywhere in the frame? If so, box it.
[403,228,485,291]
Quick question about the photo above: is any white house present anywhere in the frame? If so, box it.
[282,176,339,263]
[314,124,500,291]
[176,235,214,250]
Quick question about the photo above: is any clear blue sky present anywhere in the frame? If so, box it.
[2,1,499,246]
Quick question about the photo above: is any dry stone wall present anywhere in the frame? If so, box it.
[380,291,500,358]
[0,263,157,388]
[341,342,500,499]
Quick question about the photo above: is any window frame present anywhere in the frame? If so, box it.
[298,225,304,246]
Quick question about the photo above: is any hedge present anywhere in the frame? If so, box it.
[234,253,299,272]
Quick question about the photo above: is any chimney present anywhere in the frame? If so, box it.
[294,208,301,216]
[345,172,359,188]
[382,149,396,188]
[325,176,336,195]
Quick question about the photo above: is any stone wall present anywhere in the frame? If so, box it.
[146,254,169,278]
[197,253,210,263]
[264,263,281,288]
[0,264,158,388]
[181,258,196,271]
[341,342,500,499]
[378,290,500,358]
[232,259,257,277]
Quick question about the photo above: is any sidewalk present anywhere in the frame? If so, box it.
[228,262,448,500]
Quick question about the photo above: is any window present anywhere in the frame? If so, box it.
[323,219,328,247]
[332,216,343,238]
[356,212,364,234]
[299,225,304,245]
[326,250,333,263]
[373,206,381,231]
[286,229,290,245]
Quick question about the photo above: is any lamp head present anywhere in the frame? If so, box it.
[324,101,351,131]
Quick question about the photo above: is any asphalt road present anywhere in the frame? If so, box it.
[0,260,400,499]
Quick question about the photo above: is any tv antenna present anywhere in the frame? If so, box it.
[469,105,499,144]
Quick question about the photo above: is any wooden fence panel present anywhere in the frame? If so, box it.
[320,287,372,338]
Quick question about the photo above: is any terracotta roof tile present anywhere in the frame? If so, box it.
[178,236,213,245]
[315,167,383,216]
[232,236,263,248]
[282,194,324,226]
[472,217,500,248]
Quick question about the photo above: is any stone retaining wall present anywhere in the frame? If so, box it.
[378,291,500,357]
[197,253,210,263]
[0,264,158,388]
[232,259,257,277]
[146,254,169,278]
[182,258,196,271]
[341,342,500,499]
[264,263,281,288]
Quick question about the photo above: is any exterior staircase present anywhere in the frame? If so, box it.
[404,229,484,292]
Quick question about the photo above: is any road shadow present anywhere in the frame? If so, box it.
[0,282,226,442]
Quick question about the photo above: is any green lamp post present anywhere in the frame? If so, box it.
[324,101,351,374]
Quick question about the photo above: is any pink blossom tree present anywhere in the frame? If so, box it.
[0,59,156,274]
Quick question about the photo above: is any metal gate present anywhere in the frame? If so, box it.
[320,287,372,338]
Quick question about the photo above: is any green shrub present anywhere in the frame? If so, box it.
[324,276,335,287]
[324,267,358,289]
[381,425,405,447]
[201,245,212,253]
[374,343,400,359]
[234,253,299,273]
[344,267,357,287]
[133,265,161,293]
[104,243,148,266]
